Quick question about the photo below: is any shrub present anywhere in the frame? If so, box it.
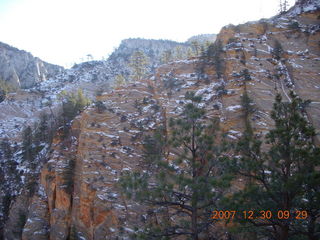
[94,101,107,113]
[289,21,300,30]
[0,79,17,102]
[62,157,76,194]
[272,39,284,60]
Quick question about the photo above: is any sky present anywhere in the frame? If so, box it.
[0,0,296,67]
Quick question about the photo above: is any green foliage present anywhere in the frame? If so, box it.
[0,79,17,102]
[174,45,184,60]
[13,210,27,238]
[191,41,201,56]
[68,225,82,240]
[1,137,13,160]
[62,157,76,194]
[129,50,149,82]
[120,91,230,239]
[25,173,38,197]
[94,101,107,113]
[227,37,238,44]
[195,57,207,83]
[226,91,320,240]
[205,40,225,78]
[1,138,18,181]
[34,112,51,146]
[59,89,90,138]
[115,74,126,87]
[161,50,173,64]
[240,91,254,135]
[289,21,300,30]
[142,127,167,166]
[240,69,251,81]
[272,39,284,60]
[1,194,12,222]
[22,126,34,163]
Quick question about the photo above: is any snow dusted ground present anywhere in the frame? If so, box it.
[0,60,116,140]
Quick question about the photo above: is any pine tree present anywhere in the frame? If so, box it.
[0,79,17,102]
[174,46,184,60]
[279,0,284,13]
[187,47,195,59]
[272,39,284,60]
[226,91,320,240]
[94,101,107,114]
[59,89,90,138]
[115,74,126,87]
[120,92,230,239]
[75,89,90,111]
[206,40,224,79]
[283,0,289,12]
[22,126,34,163]
[161,50,173,64]
[0,137,13,160]
[0,137,18,178]
[191,41,201,56]
[129,50,149,83]
[34,112,49,145]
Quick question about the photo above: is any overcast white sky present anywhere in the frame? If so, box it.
[0,0,295,67]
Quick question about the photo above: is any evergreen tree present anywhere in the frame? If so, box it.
[59,89,90,138]
[75,89,90,112]
[191,41,201,56]
[22,126,34,163]
[94,101,107,114]
[187,47,195,59]
[161,50,173,64]
[0,137,18,178]
[120,92,230,239]
[241,69,251,82]
[240,91,254,134]
[174,46,184,60]
[0,137,13,160]
[34,112,49,145]
[115,74,126,87]
[0,79,17,102]
[279,0,284,13]
[272,39,284,60]
[129,50,149,83]
[226,91,320,240]
[206,40,225,79]
[279,0,289,13]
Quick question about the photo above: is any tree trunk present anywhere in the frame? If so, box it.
[191,207,198,240]
[278,225,289,240]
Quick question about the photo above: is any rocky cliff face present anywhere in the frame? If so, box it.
[2,1,320,239]
[108,38,192,78]
[0,42,63,88]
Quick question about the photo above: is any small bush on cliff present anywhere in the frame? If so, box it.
[129,50,149,83]
[272,39,284,60]
[94,100,107,113]
[12,210,27,238]
[289,21,300,30]
[62,156,76,195]
[206,40,225,78]
[59,89,90,138]
[0,79,17,103]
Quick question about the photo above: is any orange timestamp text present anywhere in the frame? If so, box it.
[211,210,308,220]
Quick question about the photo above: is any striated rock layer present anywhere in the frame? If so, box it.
[4,2,320,240]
